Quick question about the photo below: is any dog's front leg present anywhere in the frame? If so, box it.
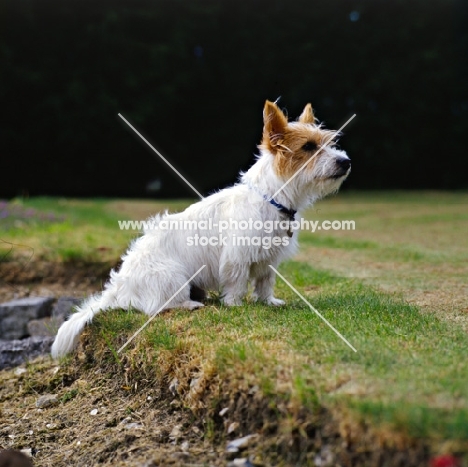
[251,266,285,306]
[219,261,249,306]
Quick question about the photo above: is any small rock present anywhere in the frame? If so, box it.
[46,423,57,429]
[140,461,157,467]
[191,425,202,436]
[36,394,59,408]
[227,458,255,467]
[181,440,190,452]
[219,407,229,416]
[124,423,144,430]
[169,399,182,408]
[14,367,27,376]
[227,422,239,434]
[248,385,259,395]
[169,424,183,439]
[169,377,179,396]
[226,434,259,453]
[314,445,334,466]
[90,409,98,416]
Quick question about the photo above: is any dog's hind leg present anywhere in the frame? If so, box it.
[126,264,204,315]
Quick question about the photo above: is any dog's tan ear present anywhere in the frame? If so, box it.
[298,103,315,124]
[263,100,288,138]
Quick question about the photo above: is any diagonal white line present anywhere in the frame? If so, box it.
[270,114,356,201]
[117,265,206,353]
[118,113,204,200]
[269,265,357,352]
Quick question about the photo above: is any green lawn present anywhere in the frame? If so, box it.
[1,192,468,462]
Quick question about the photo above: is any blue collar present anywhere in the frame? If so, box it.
[263,195,297,221]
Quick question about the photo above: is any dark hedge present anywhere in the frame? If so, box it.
[1,0,467,197]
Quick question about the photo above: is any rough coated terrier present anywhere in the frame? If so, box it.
[52,100,351,357]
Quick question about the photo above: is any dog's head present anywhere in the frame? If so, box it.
[260,100,351,198]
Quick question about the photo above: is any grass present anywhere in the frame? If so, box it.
[90,266,468,443]
[0,197,197,263]
[1,192,468,464]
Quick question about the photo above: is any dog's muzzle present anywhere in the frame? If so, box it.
[332,156,351,178]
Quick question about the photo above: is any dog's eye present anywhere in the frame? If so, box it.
[302,142,318,152]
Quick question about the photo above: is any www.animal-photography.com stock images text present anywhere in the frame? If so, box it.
[1,1,467,466]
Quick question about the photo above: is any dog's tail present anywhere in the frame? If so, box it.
[51,292,112,358]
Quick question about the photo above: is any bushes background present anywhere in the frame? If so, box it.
[1,0,467,197]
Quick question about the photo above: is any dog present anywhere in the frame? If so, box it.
[51,100,351,357]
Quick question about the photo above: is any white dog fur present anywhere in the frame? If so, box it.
[51,100,351,357]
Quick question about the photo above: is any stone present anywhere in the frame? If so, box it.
[0,336,54,370]
[26,297,81,337]
[27,317,60,337]
[226,434,259,453]
[123,422,144,430]
[169,424,183,439]
[227,422,239,434]
[52,297,82,322]
[0,296,54,339]
[36,394,59,408]
[227,459,255,467]
[219,407,229,416]
[169,377,179,396]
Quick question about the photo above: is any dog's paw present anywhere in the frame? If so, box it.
[181,300,205,311]
[222,296,243,306]
[265,297,285,306]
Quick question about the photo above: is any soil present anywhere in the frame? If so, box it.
[0,351,430,467]
[0,260,115,303]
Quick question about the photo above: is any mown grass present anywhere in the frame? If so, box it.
[2,193,468,455]
[0,197,194,263]
[91,258,468,444]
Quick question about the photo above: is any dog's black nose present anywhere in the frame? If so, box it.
[336,157,351,170]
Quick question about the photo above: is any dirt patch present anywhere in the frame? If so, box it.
[0,350,433,467]
[0,260,117,304]
[0,358,203,466]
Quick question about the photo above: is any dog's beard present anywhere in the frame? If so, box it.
[303,148,350,196]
